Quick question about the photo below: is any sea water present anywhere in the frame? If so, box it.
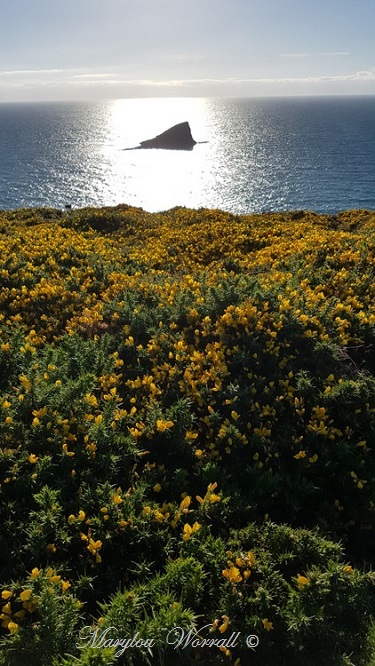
[0,95,374,213]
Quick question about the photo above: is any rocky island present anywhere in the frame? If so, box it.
[138,121,197,150]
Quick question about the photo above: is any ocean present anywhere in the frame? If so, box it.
[0,95,374,214]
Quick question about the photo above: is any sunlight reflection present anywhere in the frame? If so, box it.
[107,97,209,149]
[99,97,216,211]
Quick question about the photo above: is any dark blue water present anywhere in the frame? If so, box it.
[0,96,374,213]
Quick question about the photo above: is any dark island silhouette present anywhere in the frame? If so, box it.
[124,121,202,151]
[140,121,196,150]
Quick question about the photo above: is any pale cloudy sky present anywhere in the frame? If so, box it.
[1,0,374,102]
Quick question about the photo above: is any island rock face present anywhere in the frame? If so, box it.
[139,122,197,150]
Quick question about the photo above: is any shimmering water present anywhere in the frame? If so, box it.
[0,96,375,213]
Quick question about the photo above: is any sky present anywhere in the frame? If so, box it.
[1,0,375,102]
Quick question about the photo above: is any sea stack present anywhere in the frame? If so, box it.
[139,121,197,150]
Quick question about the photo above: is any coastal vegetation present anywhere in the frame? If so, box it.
[0,204,375,665]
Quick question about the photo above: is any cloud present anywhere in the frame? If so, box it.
[73,73,116,80]
[174,68,375,85]
[280,53,311,58]
[320,52,350,57]
[280,52,351,59]
[0,69,64,77]
[117,69,375,86]
[1,66,375,98]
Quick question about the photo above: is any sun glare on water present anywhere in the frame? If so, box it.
[98,97,216,211]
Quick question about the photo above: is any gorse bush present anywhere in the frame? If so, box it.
[0,205,375,665]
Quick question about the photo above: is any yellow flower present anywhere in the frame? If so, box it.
[197,481,221,506]
[77,510,86,521]
[87,539,102,555]
[62,443,75,457]
[46,543,57,553]
[2,602,12,615]
[30,568,40,579]
[296,574,309,589]
[1,590,13,600]
[185,430,198,440]
[118,520,129,528]
[85,393,98,407]
[7,621,20,634]
[156,419,174,432]
[112,494,123,505]
[182,522,201,541]
[61,580,71,593]
[153,483,161,493]
[32,406,47,418]
[219,646,231,657]
[28,454,38,464]
[219,615,230,633]
[262,618,273,631]
[312,406,327,421]
[19,589,33,602]
[19,374,32,392]
[179,495,191,511]
[247,551,256,566]
[222,566,242,584]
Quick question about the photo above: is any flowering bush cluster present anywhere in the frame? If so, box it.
[0,205,375,665]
